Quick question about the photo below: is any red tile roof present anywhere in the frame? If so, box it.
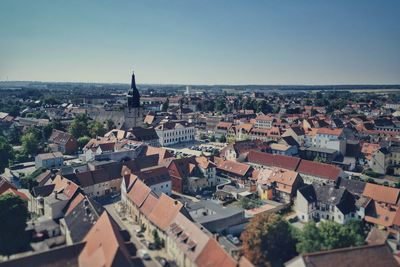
[139,193,158,217]
[296,160,341,182]
[195,239,237,267]
[147,193,183,231]
[127,178,151,207]
[247,150,301,171]
[363,183,400,205]
[79,212,132,267]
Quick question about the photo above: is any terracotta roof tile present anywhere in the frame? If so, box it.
[247,150,300,170]
[147,194,183,231]
[363,183,400,205]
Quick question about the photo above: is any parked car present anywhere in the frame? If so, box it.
[156,256,170,267]
[227,234,240,245]
[138,249,151,260]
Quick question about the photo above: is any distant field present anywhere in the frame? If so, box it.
[308,88,400,93]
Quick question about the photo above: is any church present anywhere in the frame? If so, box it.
[123,71,143,130]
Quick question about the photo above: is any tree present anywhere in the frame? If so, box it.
[68,114,89,138]
[77,136,91,149]
[219,135,227,143]
[161,98,169,112]
[7,126,22,145]
[239,197,263,210]
[105,119,116,131]
[296,220,366,254]
[296,221,323,253]
[256,100,273,114]
[210,135,216,142]
[88,121,106,138]
[21,132,39,156]
[0,194,29,256]
[0,136,14,173]
[153,229,163,249]
[215,96,227,112]
[241,213,297,266]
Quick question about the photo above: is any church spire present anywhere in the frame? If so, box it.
[127,70,141,108]
[131,69,137,90]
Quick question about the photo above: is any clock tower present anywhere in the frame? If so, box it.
[123,70,143,129]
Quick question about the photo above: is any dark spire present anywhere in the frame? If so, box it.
[127,70,140,108]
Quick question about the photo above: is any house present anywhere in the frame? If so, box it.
[35,152,64,169]
[166,156,214,193]
[132,166,172,196]
[219,140,265,161]
[31,175,81,219]
[255,168,303,203]
[64,163,122,197]
[249,127,282,142]
[247,150,342,185]
[185,200,246,234]
[369,147,390,175]
[295,184,357,224]
[105,127,160,147]
[282,126,306,146]
[362,183,400,229]
[83,137,144,162]
[270,143,298,156]
[217,160,253,184]
[60,194,104,245]
[155,120,195,146]
[285,243,399,267]
[296,160,342,185]
[304,127,347,155]
[215,121,233,138]
[48,129,78,154]
[78,212,135,267]
[254,114,274,129]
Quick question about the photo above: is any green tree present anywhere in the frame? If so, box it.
[296,221,323,253]
[68,114,89,138]
[241,213,297,266]
[215,96,227,112]
[219,135,227,143]
[77,136,91,149]
[256,100,273,114]
[105,119,116,131]
[89,121,106,138]
[0,136,15,173]
[210,135,216,142]
[296,220,366,254]
[161,98,169,112]
[0,194,29,256]
[152,229,163,249]
[21,132,39,156]
[7,126,22,145]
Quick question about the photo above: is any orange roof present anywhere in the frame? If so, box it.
[217,160,251,177]
[127,178,151,207]
[0,178,17,195]
[266,168,299,194]
[147,193,183,231]
[139,193,158,217]
[361,143,381,160]
[364,201,398,227]
[65,193,85,215]
[363,183,400,205]
[317,127,343,136]
[255,114,274,121]
[195,239,236,267]
[79,212,132,267]
[2,188,29,201]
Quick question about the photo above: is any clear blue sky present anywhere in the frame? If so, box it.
[0,0,399,85]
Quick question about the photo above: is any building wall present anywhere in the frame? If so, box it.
[156,127,195,146]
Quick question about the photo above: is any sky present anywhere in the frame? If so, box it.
[0,0,399,85]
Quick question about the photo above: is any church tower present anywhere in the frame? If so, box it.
[123,70,143,129]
